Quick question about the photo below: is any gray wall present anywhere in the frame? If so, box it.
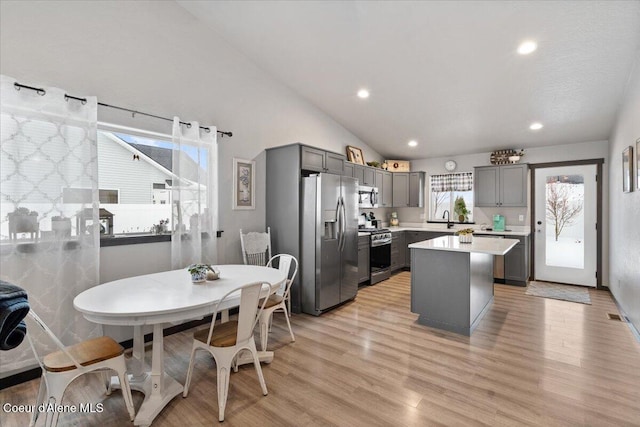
[608,58,640,334]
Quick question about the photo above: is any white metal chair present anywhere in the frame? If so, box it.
[239,227,272,266]
[182,281,270,422]
[25,310,135,427]
[259,254,298,351]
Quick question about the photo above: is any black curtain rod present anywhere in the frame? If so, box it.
[13,82,233,138]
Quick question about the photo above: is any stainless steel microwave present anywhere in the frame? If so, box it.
[358,185,379,208]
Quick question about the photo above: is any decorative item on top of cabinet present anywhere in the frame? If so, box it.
[385,160,410,172]
[346,146,365,165]
[490,149,524,165]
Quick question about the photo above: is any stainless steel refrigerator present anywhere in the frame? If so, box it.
[301,173,358,315]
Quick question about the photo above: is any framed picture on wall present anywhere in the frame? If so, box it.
[622,145,633,193]
[233,158,255,209]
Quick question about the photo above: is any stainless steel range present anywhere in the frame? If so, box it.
[369,229,392,284]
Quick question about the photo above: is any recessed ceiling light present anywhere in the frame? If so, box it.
[529,122,543,130]
[408,140,418,147]
[357,89,370,99]
[517,41,537,55]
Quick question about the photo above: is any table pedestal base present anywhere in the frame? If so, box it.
[237,350,274,365]
[132,374,183,427]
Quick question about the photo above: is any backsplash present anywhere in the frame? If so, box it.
[385,206,529,228]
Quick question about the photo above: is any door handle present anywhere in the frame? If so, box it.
[338,197,346,252]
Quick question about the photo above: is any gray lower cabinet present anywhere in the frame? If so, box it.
[390,232,406,271]
[393,230,530,282]
[404,231,448,268]
[504,236,529,285]
[358,235,370,284]
[474,164,528,207]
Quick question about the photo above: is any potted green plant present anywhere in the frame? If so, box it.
[187,263,216,283]
[454,196,470,223]
[8,207,39,235]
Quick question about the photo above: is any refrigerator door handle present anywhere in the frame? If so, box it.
[339,196,347,252]
[337,197,343,252]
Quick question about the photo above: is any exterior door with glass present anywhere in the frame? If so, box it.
[534,164,597,286]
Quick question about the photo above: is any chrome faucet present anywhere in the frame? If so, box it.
[442,210,453,229]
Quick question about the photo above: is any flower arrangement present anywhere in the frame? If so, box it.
[456,228,475,235]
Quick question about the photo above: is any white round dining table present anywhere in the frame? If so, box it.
[73,265,286,427]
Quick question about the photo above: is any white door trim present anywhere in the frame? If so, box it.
[530,159,604,288]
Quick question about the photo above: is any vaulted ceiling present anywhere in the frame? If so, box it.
[178,1,640,159]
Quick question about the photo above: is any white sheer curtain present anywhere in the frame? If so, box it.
[171,118,218,269]
[0,75,101,373]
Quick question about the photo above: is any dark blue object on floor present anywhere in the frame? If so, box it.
[0,280,30,350]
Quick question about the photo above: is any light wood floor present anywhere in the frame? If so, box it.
[2,272,639,426]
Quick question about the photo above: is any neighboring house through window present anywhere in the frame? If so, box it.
[97,131,207,236]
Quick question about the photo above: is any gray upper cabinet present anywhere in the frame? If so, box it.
[363,167,375,186]
[374,169,393,207]
[391,171,425,208]
[392,173,410,207]
[352,164,375,186]
[301,145,345,175]
[300,146,325,172]
[474,164,528,207]
[343,161,354,178]
[325,152,345,175]
[409,172,425,207]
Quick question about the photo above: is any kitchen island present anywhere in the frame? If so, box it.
[409,236,518,335]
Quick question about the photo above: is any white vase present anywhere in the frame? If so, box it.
[458,234,473,243]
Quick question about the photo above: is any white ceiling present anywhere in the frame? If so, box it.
[178,1,640,159]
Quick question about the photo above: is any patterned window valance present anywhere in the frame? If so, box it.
[430,172,473,192]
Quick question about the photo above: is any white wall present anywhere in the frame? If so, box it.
[608,58,640,333]
[0,0,381,269]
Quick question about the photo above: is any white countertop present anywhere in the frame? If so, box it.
[389,224,530,237]
[408,235,518,255]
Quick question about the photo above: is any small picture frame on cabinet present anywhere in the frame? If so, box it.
[346,146,365,165]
